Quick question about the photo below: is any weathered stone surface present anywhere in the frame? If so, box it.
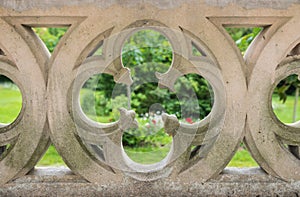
[0,0,198,11]
[1,0,300,11]
[0,0,300,191]
[206,0,300,9]
[1,167,300,196]
[0,15,50,185]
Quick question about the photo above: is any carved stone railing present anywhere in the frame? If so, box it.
[0,0,300,195]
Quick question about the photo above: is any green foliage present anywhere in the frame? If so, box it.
[80,30,213,148]
[94,91,112,117]
[111,94,128,120]
[80,90,96,116]
[226,27,262,55]
[123,127,172,148]
[33,27,67,53]
[227,148,258,167]
[0,84,22,124]
[129,62,175,116]
[122,30,173,67]
[272,94,300,123]
[37,145,65,166]
[81,89,129,123]
[226,27,299,112]
[94,63,212,120]
[275,74,300,103]
[121,30,212,119]
[174,74,213,119]
[0,27,294,166]
[83,74,117,98]
[31,26,267,164]
[0,85,292,166]
[81,90,112,118]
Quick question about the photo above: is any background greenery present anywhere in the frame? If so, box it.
[0,26,299,167]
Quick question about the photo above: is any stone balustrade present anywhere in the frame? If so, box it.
[0,0,300,195]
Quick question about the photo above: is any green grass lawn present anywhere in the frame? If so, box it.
[228,147,258,167]
[272,94,300,123]
[39,144,257,167]
[37,145,65,166]
[1,84,299,167]
[0,85,22,123]
[126,144,258,167]
[124,145,171,164]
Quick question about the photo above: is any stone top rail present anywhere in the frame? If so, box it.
[1,0,300,10]
[0,0,300,188]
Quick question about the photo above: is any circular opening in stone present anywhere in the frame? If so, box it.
[122,73,213,164]
[0,75,22,124]
[120,29,174,164]
[119,29,214,165]
[79,73,128,123]
[271,74,300,160]
[272,74,300,124]
[121,82,173,165]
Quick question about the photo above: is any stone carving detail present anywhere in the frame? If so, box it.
[0,18,49,185]
[0,0,300,184]
[246,23,300,180]
[47,16,246,183]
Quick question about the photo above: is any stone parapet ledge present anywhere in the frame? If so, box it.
[0,0,300,10]
[0,167,299,196]
[0,0,300,192]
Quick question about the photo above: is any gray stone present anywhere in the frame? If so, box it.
[0,0,300,191]
[1,167,300,196]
